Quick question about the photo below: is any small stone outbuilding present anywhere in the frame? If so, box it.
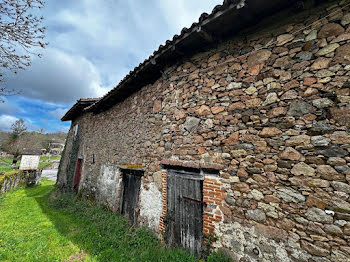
[58,0,350,261]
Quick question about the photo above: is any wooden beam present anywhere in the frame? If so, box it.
[171,45,185,56]
[195,26,213,42]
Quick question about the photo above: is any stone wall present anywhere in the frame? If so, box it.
[0,171,25,194]
[139,182,163,232]
[96,164,121,211]
[58,1,350,261]
[0,170,41,194]
[57,119,87,192]
[57,123,75,190]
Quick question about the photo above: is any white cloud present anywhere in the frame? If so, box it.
[0,115,19,131]
[157,0,221,32]
[1,0,223,132]
[4,0,223,105]
[4,48,108,103]
[45,0,223,90]
[0,113,41,132]
[50,108,69,120]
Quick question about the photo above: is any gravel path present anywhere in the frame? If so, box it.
[41,169,58,182]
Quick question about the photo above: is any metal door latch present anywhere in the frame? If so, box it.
[182,196,203,203]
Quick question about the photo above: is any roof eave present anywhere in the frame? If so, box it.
[61,99,99,121]
[91,0,310,113]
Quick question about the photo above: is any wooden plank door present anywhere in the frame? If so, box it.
[165,169,203,256]
[120,170,142,224]
[72,159,83,192]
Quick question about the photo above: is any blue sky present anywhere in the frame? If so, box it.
[0,0,222,133]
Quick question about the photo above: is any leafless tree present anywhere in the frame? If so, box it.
[11,118,27,139]
[1,118,28,164]
[3,135,32,165]
[0,0,47,101]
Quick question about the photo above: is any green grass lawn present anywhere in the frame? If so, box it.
[40,156,61,161]
[0,180,231,262]
[39,161,54,170]
[0,156,60,173]
[0,158,15,173]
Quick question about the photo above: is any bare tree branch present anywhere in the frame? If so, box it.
[0,0,47,100]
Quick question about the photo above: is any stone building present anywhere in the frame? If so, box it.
[58,0,350,261]
[48,141,65,155]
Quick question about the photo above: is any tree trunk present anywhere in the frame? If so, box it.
[12,155,18,166]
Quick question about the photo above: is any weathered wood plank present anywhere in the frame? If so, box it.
[175,175,180,247]
[184,176,190,252]
[195,180,203,255]
[180,176,185,250]
[165,169,203,256]
[166,174,175,246]
[188,178,194,252]
[120,170,142,225]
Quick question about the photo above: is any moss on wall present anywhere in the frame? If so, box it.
[66,130,81,192]
[0,170,28,194]
[57,138,68,187]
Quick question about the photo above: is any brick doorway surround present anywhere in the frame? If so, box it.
[159,164,225,251]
